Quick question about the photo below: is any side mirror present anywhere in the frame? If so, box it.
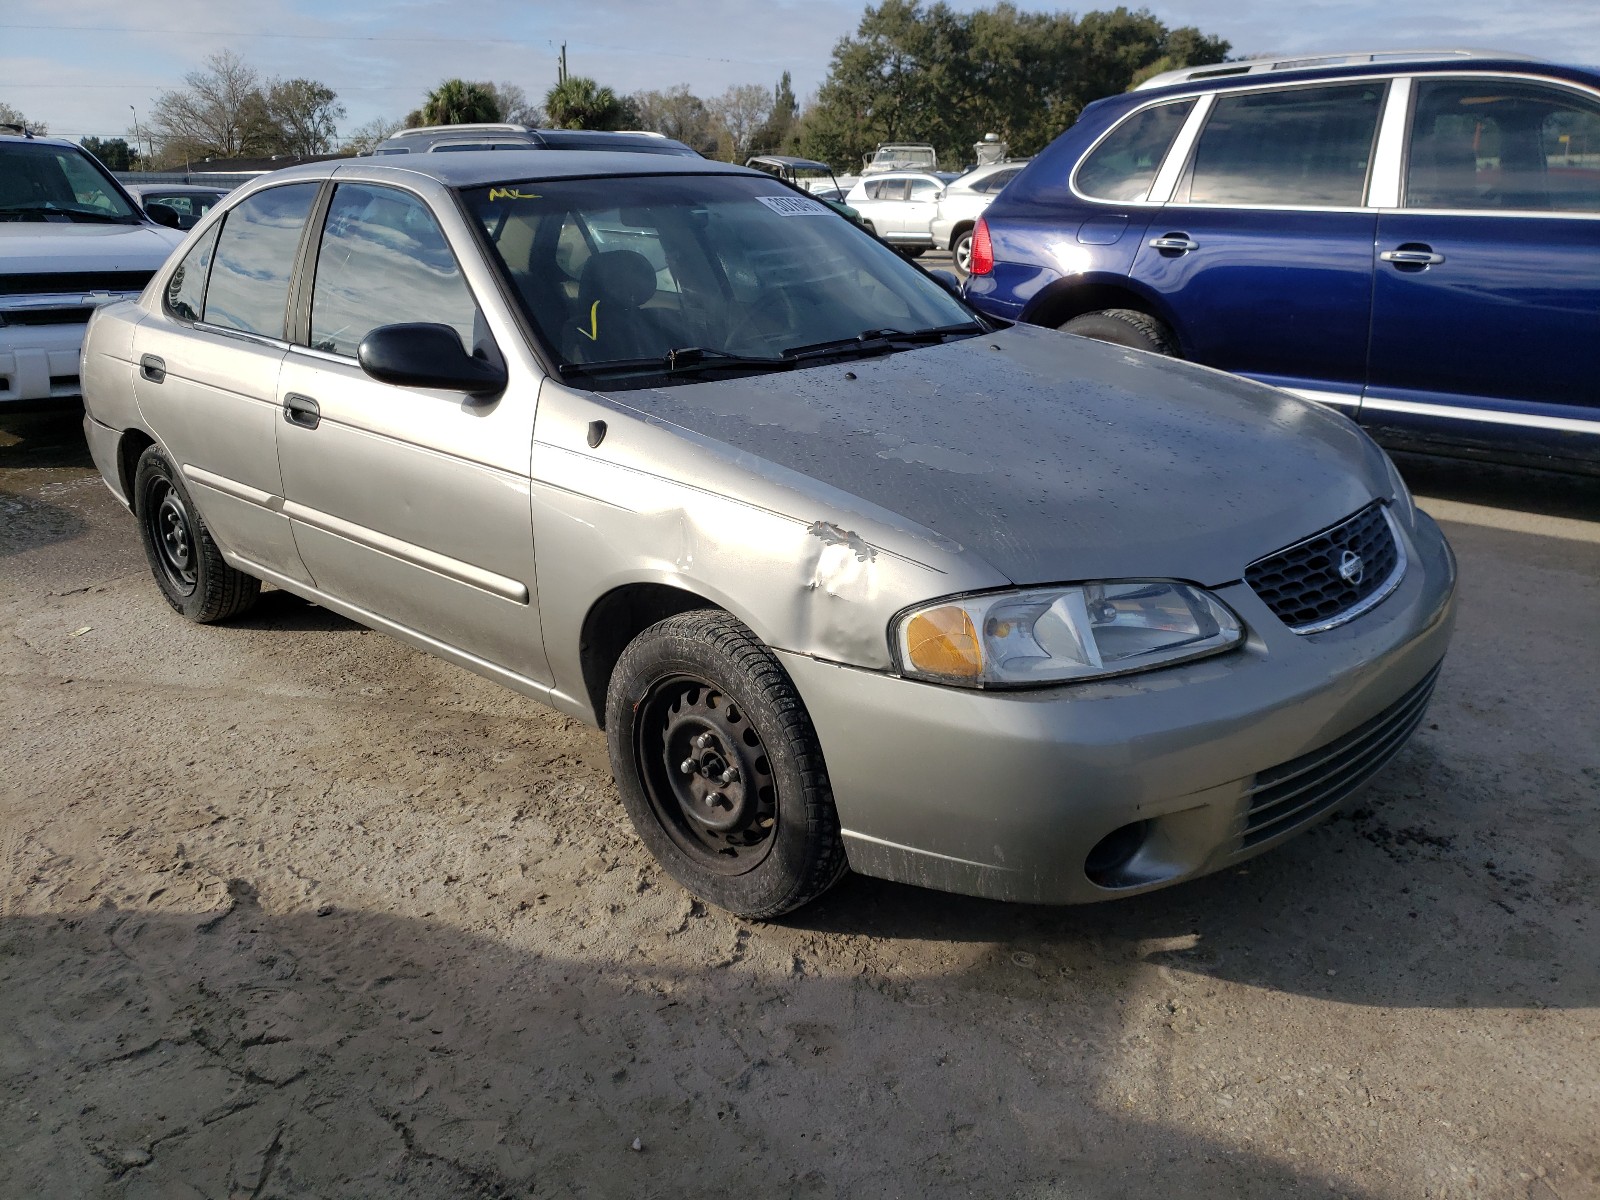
[145,202,182,229]
[357,323,508,395]
[927,269,962,295]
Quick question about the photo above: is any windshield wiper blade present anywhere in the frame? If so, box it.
[784,322,985,359]
[0,204,135,224]
[557,345,796,382]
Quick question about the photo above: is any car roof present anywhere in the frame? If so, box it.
[1131,48,1590,96]
[245,150,758,190]
[0,131,88,150]
[748,155,834,171]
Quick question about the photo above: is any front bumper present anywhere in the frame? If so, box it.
[778,509,1457,905]
[0,321,89,403]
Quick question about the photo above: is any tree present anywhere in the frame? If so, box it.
[80,136,138,170]
[342,116,404,155]
[710,84,772,162]
[488,82,542,126]
[630,85,717,154]
[544,76,627,131]
[148,49,262,162]
[258,78,345,156]
[749,72,799,156]
[797,1,1228,170]
[0,101,47,134]
[412,79,502,127]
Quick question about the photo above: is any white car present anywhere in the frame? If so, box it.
[930,160,1029,272]
[843,171,960,256]
[1,131,183,406]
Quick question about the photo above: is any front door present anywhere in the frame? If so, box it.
[130,182,321,584]
[273,181,550,684]
[1364,76,1600,466]
[1128,80,1389,409]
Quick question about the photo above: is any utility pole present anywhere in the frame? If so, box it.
[128,104,150,166]
[558,42,568,85]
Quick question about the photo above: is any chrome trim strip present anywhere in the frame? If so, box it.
[1145,94,1213,205]
[1362,396,1600,435]
[1368,76,1412,207]
[1283,387,1360,409]
[183,464,282,510]
[1286,506,1408,635]
[0,292,143,312]
[281,500,531,604]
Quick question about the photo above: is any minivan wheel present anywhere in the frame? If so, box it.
[134,444,260,623]
[605,609,848,919]
[1058,308,1177,356]
[953,229,974,273]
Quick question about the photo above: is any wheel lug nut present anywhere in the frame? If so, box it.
[678,758,696,775]
[708,792,727,808]
[719,768,738,784]
[694,733,712,750]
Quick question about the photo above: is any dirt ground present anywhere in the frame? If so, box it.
[3,409,1598,1199]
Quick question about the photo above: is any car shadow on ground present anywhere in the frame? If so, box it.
[226,587,365,634]
[0,407,93,471]
[0,489,90,558]
[1393,451,1600,521]
[1,894,1396,1199]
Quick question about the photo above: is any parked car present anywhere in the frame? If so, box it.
[0,130,183,407]
[844,170,962,255]
[862,142,940,174]
[80,151,1455,919]
[930,160,1030,272]
[964,49,1600,475]
[373,124,700,158]
[123,184,229,230]
[744,155,863,222]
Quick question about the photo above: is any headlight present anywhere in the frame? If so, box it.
[893,581,1244,687]
[1381,452,1416,528]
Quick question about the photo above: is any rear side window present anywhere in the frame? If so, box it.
[1076,100,1195,201]
[1406,78,1600,212]
[308,183,479,357]
[909,178,941,200]
[976,167,1022,193]
[164,225,220,321]
[1183,83,1385,207]
[203,183,318,337]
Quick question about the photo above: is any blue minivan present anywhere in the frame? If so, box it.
[964,50,1600,474]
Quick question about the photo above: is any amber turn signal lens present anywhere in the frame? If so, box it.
[903,606,983,680]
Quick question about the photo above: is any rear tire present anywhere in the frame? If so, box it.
[1058,308,1177,356]
[134,444,260,623]
[952,229,974,273]
[897,246,927,259]
[605,609,848,919]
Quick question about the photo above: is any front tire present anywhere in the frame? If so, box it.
[1058,308,1177,356]
[605,609,848,919]
[134,444,260,623]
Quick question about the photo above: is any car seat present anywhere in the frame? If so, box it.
[567,249,669,362]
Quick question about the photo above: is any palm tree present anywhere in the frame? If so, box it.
[543,76,627,130]
[419,80,501,126]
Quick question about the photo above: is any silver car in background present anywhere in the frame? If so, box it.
[930,159,1029,272]
[80,153,1456,919]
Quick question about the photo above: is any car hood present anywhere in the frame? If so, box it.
[0,222,184,275]
[604,324,1391,588]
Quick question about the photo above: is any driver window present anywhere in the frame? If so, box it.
[308,183,480,358]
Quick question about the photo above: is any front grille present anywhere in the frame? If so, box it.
[1240,663,1441,849]
[1246,502,1401,632]
[0,270,155,296]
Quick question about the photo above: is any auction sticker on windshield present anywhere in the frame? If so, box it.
[755,194,831,217]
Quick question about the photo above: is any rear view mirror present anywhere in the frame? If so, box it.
[145,202,182,229]
[357,323,508,395]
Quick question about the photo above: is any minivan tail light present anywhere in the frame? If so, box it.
[970,218,994,276]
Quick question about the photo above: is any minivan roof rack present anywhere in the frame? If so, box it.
[387,123,531,138]
[1134,48,1539,91]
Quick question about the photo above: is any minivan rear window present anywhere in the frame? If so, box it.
[1075,100,1195,201]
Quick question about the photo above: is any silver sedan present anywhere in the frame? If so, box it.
[80,153,1457,918]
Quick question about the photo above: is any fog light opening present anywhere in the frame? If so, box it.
[1085,820,1151,888]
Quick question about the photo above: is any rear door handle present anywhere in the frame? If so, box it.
[1149,234,1199,253]
[1380,248,1446,267]
[139,354,166,383]
[283,393,321,430]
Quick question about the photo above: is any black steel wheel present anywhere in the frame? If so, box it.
[134,444,260,623]
[606,609,848,918]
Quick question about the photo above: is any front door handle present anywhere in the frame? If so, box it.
[283,393,321,430]
[1380,247,1446,267]
[1149,234,1199,253]
[139,354,166,383]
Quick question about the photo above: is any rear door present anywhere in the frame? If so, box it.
[273,180,550,684]
[130,181,321,584]
[1129,80,1388,410]
[898,176,943,243]
[1364,75,1600,465]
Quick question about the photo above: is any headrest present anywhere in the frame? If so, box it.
[579,250,657,309]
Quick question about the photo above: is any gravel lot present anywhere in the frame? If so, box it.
[3,406,1598,1199]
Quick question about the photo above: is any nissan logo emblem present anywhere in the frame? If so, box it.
[1338,549,1364,585]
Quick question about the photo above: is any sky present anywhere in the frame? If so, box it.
[4,0,1600,145]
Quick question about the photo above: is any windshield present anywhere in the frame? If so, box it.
[463,173,977,387]
[0,141,142,223]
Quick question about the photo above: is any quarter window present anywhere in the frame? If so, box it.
[164,224,219,322]
[1406,78,1600,212]
[1183,83,1385,207]
[1076,100,1195,201]
[309,183,480,358]
[203,183,318,338]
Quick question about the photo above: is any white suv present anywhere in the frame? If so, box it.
[930,160,1029,272]
[1,131,184,406]
[843,171,959,256]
